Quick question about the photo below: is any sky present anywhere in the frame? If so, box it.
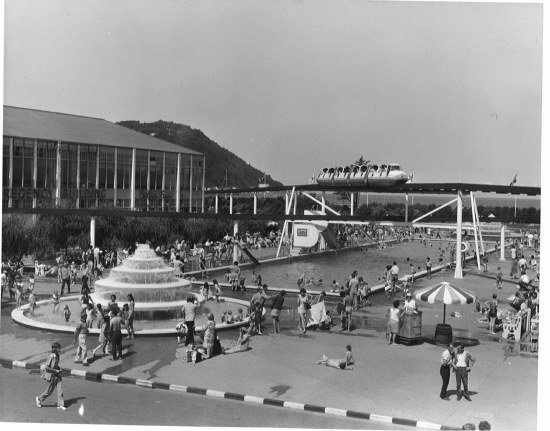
[2,0,544,188]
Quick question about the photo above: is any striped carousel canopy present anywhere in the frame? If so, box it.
[414,282,476,305]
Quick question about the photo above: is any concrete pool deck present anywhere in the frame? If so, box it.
[1,240,541,430]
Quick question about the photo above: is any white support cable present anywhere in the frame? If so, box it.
[473,196,485,254]
[412,198,458,223]
[276,220,289,258]
[470,192,481,270]
[301,192,341,216]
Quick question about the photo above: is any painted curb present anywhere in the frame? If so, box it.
[0,357,460,430]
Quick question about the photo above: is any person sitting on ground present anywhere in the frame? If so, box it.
[224,326,252,354]
[330,280,339,293]
[315,345,354,370]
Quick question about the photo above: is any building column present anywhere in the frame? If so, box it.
[113,148,118,207]
[55,141,62,207]
[95,146,100,207]
[33,140,38,209]
[8,138,13,208]
[162,152,166,210]
[90,216,96,248]
[189,155,193,213]
[175,153,181,212]
[130,149,136,209]
[454,191,463,279]
[201,156,206,213]
[146,150,151,210]
[76,145,81,209]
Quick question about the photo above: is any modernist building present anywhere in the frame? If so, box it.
[2,106,205,213]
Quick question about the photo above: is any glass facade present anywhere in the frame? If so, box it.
[2,138,204,212]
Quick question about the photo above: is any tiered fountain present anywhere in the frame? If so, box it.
[91,244,191,320]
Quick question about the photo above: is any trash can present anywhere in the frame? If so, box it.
[435,323,453,346]
[397,311,423,345]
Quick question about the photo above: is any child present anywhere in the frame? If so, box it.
[409,264,416,283]
[236,308,244,322]
[27,274,36,298]
[482,255,489,272]
[225,310,234,324]
[426,257,432,279]
[330,280,339,293]
[85,303,96,328]
[51,290,60,314]
[15,280,23,311]
[496,267,503,289]
[220,311,227,323]
[63,305,71,323]
[212,279,221,303]
[28,291,37,316]
[92,314,110,358]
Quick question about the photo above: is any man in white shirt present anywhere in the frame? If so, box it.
[452,344,476,401]
[403,292,417,312]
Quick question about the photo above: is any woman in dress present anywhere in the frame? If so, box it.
[297,288,311,334]
[386,299,403,345]
[202,312,216,359]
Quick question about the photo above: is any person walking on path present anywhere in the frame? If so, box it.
[440,343,455,400]
[182,296,199,346]
[270,290,286,333]
[297,288,311,334]
[386,300,402,345]
[109,307,124,361]
[452,344,476,401]
[73,316,90,365]
[426,257,432,280]
[36,342,66,410]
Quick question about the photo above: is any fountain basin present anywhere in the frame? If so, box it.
[11,295,251,336]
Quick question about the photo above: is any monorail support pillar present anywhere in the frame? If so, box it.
[90,216,96,248]
[215,194,219,214]
[405,194,409,223]
[229,194,233,215]
[253,193,257,215]
[233,220,239,263]
[500,225,506,261]
[454,191,463,279]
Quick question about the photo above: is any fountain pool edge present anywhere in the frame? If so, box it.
[11,295,251,337]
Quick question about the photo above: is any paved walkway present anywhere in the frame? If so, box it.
[0,242,541,430]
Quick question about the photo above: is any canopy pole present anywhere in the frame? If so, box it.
[443,303,446,325]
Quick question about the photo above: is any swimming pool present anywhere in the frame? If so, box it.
[238,240,470,292]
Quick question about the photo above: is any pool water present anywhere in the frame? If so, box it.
[239,240,466,292]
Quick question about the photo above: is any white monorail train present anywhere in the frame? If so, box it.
[317,163,412,187]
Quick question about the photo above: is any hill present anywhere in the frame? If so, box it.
[117,120,282,188]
